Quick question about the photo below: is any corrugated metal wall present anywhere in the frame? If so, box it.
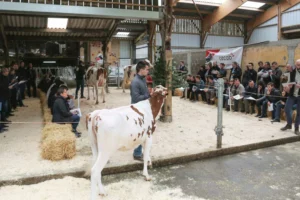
[205,35,244,48]
[119,40,131,59]
[155,33,201,48]
[282,3,300,27]
[136,44,148,59]
[248,17,278,44]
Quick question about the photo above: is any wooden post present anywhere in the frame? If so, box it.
[160,0,174,123]
[148,21,156,63]
[84,42,88,64]
[102,41,110,93]
[277,4,282,40]
[131,40,136,64]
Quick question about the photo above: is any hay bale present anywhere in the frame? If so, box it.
[41,129,76,161]
[174,88,183,97]
[39,92,47,111]
[37,89,41,98]
[42,123,71,140]
[43,108,52,123]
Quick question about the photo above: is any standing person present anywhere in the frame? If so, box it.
[17,61,27,99]
[211,61,220,80]
[258,61,272,86]
[270,61,282,89]
[0,68,12,123]
[242,63,257,87]
[229,62,242,81]
[258,61,264,73]
[281,59,300,135]
[197,65,206,83]
[130,61,151,161]
[75,61,86,99]
[217,63,227,79]
[178,61,188,74]
[26,63,37,97]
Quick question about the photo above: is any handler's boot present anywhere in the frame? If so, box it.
[295,127,300,135]
[281,124,292,131]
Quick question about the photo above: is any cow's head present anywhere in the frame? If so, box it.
[144,59,153,69]
[149,85,168,119]
[153,85,168,96]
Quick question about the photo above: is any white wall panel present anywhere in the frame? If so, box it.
[155,33,200,48]
[136,46,148,59]
[204,35,244,48]
[282,3,300,27]
[248,25,278,44]
[285,3,300,12]
[119,40,131,58]
[259,17,278,27]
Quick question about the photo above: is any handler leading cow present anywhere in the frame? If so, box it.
[86,85,168,199]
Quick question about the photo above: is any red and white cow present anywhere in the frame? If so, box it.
[85,63,108,104]
[86,85,168,199]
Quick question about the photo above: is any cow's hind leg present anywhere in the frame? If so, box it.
[97,151,110,195]
[143,137,152,181]
[102,85,106,103]
[91,151,110,200]
[95,85,99,104]
[87,86,90,100]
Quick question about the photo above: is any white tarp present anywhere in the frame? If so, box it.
[209,47,243,69]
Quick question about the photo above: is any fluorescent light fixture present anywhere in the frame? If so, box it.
[47,18,68,29]
[178,0,221,6]
[241,1,265,8]
[43,61,56,64]
[116,32,130,36]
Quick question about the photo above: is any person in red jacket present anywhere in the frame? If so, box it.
[146,73,153,94]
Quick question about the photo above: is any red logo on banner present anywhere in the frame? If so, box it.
[205,49,220,62]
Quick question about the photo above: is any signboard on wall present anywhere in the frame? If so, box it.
[206,47,243,69]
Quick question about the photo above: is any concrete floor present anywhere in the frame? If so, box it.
[102,141,300,200]
[1,142,300,200]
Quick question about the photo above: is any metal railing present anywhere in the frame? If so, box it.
[2,0,161,12]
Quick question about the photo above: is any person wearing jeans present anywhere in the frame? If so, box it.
[281,59,300,135]
[130,61,151,161]
[52,85,81,138]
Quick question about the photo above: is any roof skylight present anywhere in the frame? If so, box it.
[47,18,68,29]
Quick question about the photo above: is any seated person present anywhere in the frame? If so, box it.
[243,80,257,114]
[52,85,81,138]
[190,75,205,102]
[204,75,216,105]
[230,78,245,112]
[272,87,297,123]
[181,75,192,99]
[48,77,65,109]
[257,82,280,119]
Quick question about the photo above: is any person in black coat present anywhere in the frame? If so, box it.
[229,61,242,81]
[0,68,11,127]
[52,85,81,137]
[26,63,37,97]
[48,78,65,109]
[197,65,206,83]
[75,61,86,99]
[16,61,27,99]
[242,63,257,87]
[270,61,282,89]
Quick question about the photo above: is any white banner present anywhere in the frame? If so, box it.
[210,47,243,69]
